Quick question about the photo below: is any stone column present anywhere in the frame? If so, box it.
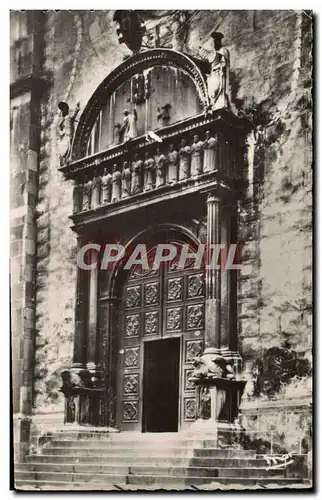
[99,293,121,429]
[72,236,88,369]
[205,192,221,354]
[220,207,230,352]
[87,248,99,372]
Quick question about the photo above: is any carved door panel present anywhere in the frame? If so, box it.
[116,243,205,432]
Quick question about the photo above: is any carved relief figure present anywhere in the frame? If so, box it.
[82,174,92,211]
[122,109,138,142]
[167,144,179,184]
[207,32,230,111]
[131,153,143,195]
[111,164,122,202]
[101,167,112,204]
[72,183,81,214]
[91,168,101,209]
[190,134,203,176]
[203,130,218,172]
[57,101,80,166]
[179,138,191,180]
[144,152,155,192]
[121,161,132,198]
[155,147,166,188]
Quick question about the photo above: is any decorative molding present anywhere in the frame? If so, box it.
[122,400,139,421]
[184,397,197,420]
[185,339,203,362]
[166,307,182,331]
[123,374,139,395]
[187,303,204,329]
[144,282,159,306]
[125,314,140,338]
[144,311,158,335]
[167,277,183,301]
[188,274,204,298]
[124,346,140,368]
[125,286,141,308]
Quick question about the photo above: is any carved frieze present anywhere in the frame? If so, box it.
[124,347,140,368]
[123,374,139,395]
[166,307,182,331]
[122,400,139,422]
[144,311,158,335]
[125,314,140,338]
[167,277,183,301]
[125,286,141,308]
[187,304,204,329]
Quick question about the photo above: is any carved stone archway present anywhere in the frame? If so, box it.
[71,48,210,160]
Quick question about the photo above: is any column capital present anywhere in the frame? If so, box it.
[206,192,221,205]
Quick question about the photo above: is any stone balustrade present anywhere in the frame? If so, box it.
[72,128,236,215]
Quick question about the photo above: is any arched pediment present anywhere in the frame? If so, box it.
[72,49,210,161]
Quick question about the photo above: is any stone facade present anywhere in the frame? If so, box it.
[11,10,312,459]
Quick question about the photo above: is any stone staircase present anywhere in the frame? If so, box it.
[14,429,308,490]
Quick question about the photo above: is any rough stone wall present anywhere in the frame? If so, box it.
[13,10,311,415]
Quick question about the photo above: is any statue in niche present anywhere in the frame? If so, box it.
[157,103,171,127]
[131,153,143,195]
[111,164,122,202]
[144,151,155,192]
[57,101,80,166]
[203,130,218,172]
[207,32,230,111]
[155,147,167,188]
[122,109,138,142]
[101,167,112,204]
[190,134,204,176]
[167,144,179,184]
[72,182,82,214]
[179,138,191,180]
[121,161,132,198]
[91,168,101,209]
[82,174,92,211]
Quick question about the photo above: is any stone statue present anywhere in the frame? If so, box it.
[179,138,191,180]
[91,168,101,209]
[144,152,155,192]
[101,167,112,204]
[82,174,92,211]
[121,161,131,199]
[167,144,179,184]
[57,101,80,166]
[111,164,122,202]
[122,109,138,142]
[203,130,218,172]
[190,134,204,176]
[72,182,81,214]
[131,153,143,195]
[155,147,167,188]
[207,32,230,111]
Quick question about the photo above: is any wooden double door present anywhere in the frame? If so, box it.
[116,243,205,432]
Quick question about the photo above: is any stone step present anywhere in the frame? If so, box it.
[15,462,285,478]
[46,438,229,449]
[25,454,269,468]
[40,445,255,458]
[15,474,303,490]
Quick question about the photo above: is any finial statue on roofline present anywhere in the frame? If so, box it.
[206,31,230,112]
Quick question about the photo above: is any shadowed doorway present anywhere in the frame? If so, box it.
[142,338,180,432]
